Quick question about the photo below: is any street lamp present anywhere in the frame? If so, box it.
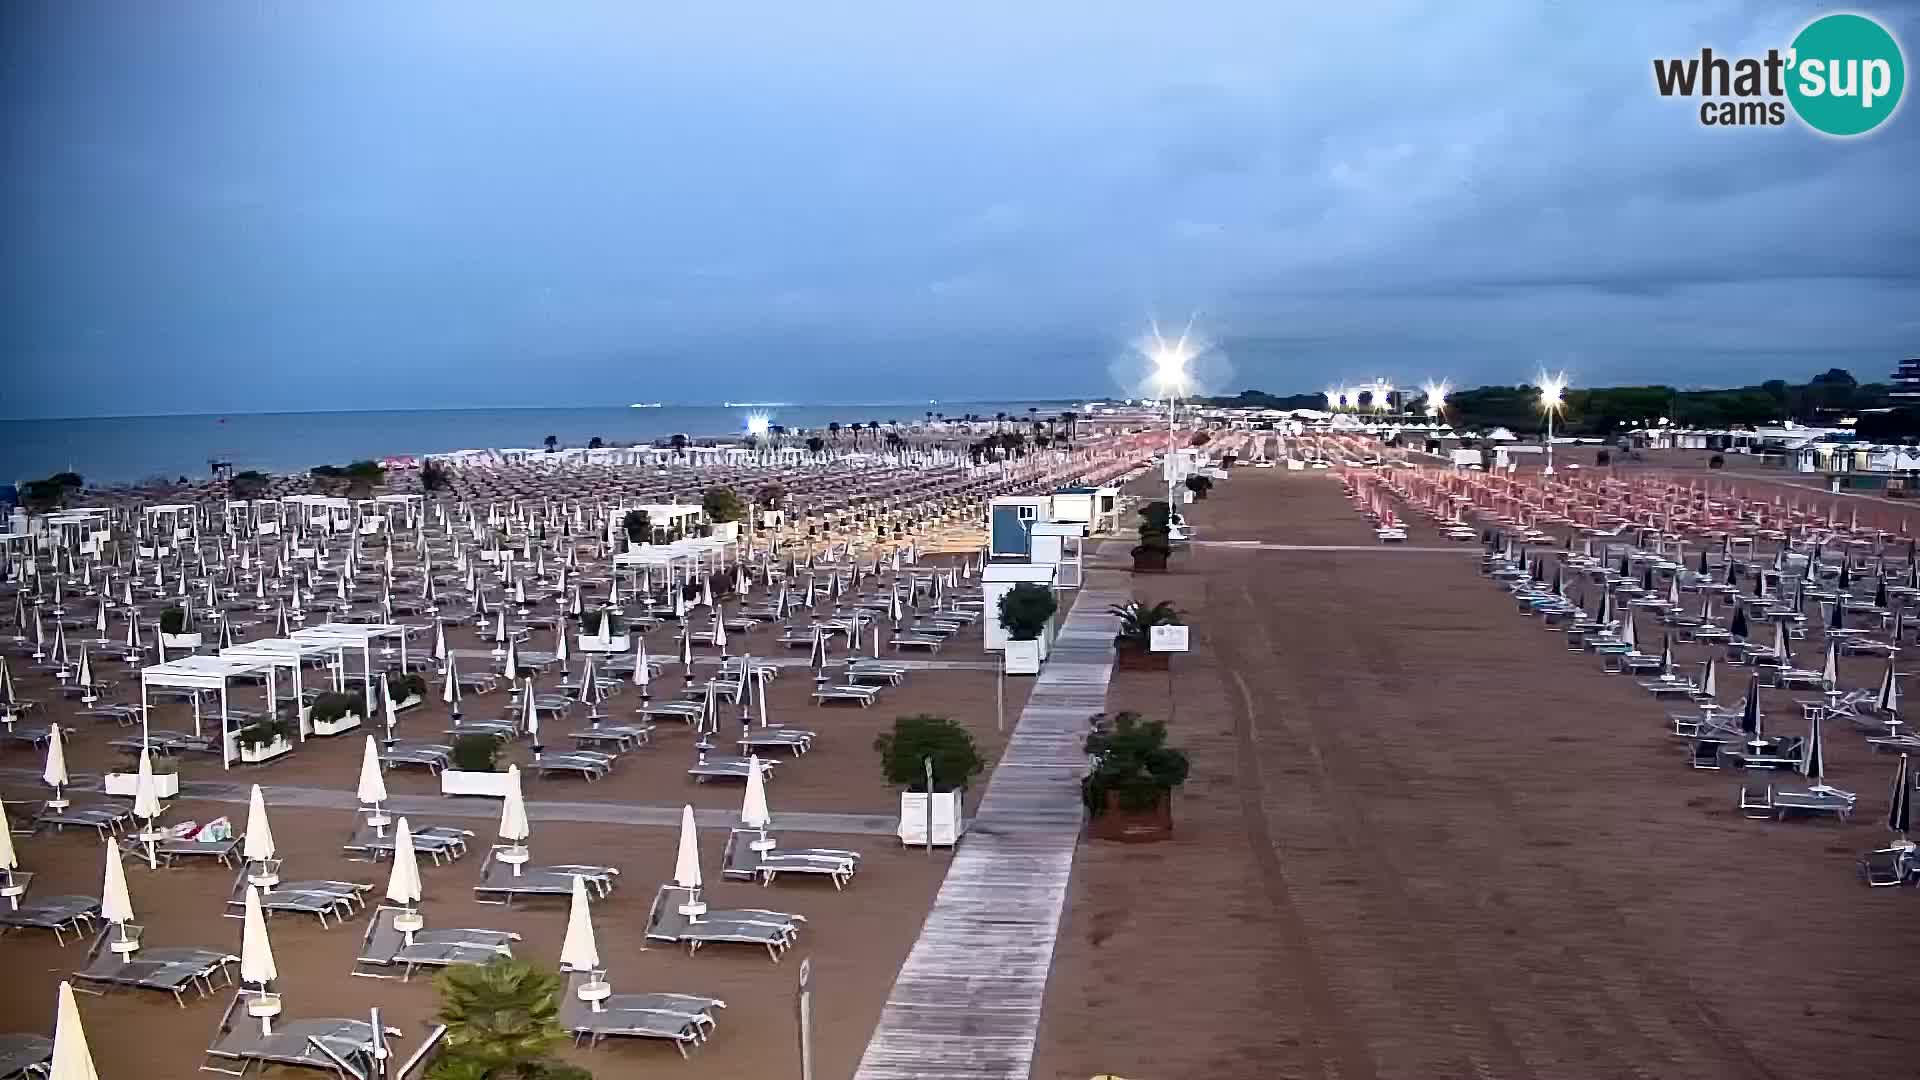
[1422,380,1450,419]
[1537,372,1567,475]
[1148,326,1196,514]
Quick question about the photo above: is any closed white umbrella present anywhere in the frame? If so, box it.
[498,765,530,875]
[243,784,277,887]
[44,723,70,809]
[559,874,601,980]
[673,804,706,916]
[100,836,135,932]
[50,982,100,1080]
[357,736,390,830]
[741,756,775,853]
[239,885,280,1034]
[381,673,399,743]
[522,678,540,752]
[132,747,164,868]
[444,652,463,719]
[0,797,20,908]
[632,635,650,697]
[385,818,424,942]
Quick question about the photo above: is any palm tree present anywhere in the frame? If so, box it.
[669,433,688,458]
[587,436,603,449]
[805,436,826,454]
[542,435,558,453]
[994,412,1007,432]
[432,958,569,1077]
[828,422,842,444]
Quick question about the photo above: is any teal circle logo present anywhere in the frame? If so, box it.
[1787,13,1905,136]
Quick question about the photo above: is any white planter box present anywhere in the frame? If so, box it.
[899,790,967,847]
[710,522,739,542]
[233,734,293,764]
[310,712,362,737]
[103,772,180,799]
[160,632,202,650]
[575,634,631,654]
[1004,638,1043,675]
[442,770,517,797]
[393,694,422,712]
[759,510,785,529]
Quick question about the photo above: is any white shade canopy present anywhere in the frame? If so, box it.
[384,818,422,907]
[100,839,134,926]
[740,756,771,830]
[43,723,68,788]
[242,785,276,861]
[356,736,388,806]
[498,766,530,842]
[558,874,599,972]
[131,748,163,822]
[50,982,100,1080]
[240,885,278,986]
[672,804,702,889]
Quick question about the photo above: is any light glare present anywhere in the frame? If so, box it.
[745,412,771,437]
[1537,372,1567,412]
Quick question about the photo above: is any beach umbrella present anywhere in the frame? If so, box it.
[808,627,827,681]
[380,673,400,743]
[1823,639,1839,689]
[672,804,706,916]
[100,837,136,957]
[1701,657,1719,702]
[432,619,447,665]
[1772,620,1790,666]
[0,798,18,906]
[498,766,530,873]
[443,652,463,719]
[357,736,390,830]
[1741,676,1765,749]
[384,818,424,940]
[1800,709,1833,793]
[1830,599,1845,632]
[44,724,69,808]
[700,575,714,610]
[243,784,276,870]
[50,983,100,1080]
[1658,634,1674,679]
[1620,612,1637,651]
[1730,606,1749,641]
[632,635,650,699]
[523,677,540,753]
[679,627,693,671]
[559,874,600,980]
[1888,754,1911,840]
[741,756,776,852]
[713,606,728,656]
[75,646,94,705]
[503,636,518,681]
[240,885,279,1028]
[1877,659,1900,717]
[554,621,569,674]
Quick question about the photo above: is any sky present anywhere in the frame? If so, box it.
[3,1,1917,419]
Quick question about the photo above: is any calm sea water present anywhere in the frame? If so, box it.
[1,402,1073,486]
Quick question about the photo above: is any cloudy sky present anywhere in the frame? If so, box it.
[3,1,1916,417]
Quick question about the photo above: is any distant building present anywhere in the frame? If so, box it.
[1892,357,1920,400]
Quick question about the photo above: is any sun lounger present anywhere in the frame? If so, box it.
[1860,847,1913,887]
[720,829,859,889]
[472,846,619,906]
[889,634,943,653]
[342,822,471,864]
[642,884,804,962]
[225,866,370,927]
[33,802,134,838]
[0,1033,50,1079]
[70,925,238,1005]
[201,993,438,1080]
[442,719,516,739]
[737,727,812,755]
[138,834,243,869]
[108,729,219,756]
[0,894,99,946]
[687,753,778,784]
[531,751,615,781]
[558,970,719,1059]
[811,684,878,707]
[844,664,907,686]
[350,906,516,980]
[1688,740,1721,770]
[570,724,651,752]
[377,742,453,773]
[0,723,50,749]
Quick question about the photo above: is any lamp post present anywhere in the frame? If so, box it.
[1151,330,1194,513]
[1538,373,1567,476]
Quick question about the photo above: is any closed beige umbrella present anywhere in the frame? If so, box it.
[49,982,99,1080]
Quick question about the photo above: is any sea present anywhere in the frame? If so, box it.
[1,402,1077,487]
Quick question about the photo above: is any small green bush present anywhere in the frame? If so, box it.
[451,733,500,773]
[310,691,362,724]
[1083,712,1189,815]
[159,607,188,635]
[873,714,984,792]
[997,582,1057,641]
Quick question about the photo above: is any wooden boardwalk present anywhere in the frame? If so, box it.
[854,576,1126,1080]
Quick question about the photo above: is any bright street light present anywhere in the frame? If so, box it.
[1422,379,1451,418]
[745,412,771,438]
[1537,371,1568,474]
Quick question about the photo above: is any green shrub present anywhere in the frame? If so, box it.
[701,486,747,524]
[1110,601,1181,645]
[387,672,427,701]
[451,734,500,773]
[581,608,624,636]
[1082,712,1189,815]
[1184,474,1214,494]
[621,509,651,543]
[997,582,1057,641]
[236,719,294,751]
[310,691,362,724]
[159,607,188,635]
[873,714,984,793]
[430,959,574,1080]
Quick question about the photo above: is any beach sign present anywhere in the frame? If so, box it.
[1149,625,1189,653]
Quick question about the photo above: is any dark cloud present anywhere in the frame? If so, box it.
[2,1,1915,417]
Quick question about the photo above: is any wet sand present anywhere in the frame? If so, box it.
[1034,467,1920,1080]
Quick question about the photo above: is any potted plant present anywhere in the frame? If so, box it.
[442,732,515,797]
[756,484,786,529]
[875,715,984,847]
[621,509,651,545]
[307,690,364,737]
[431,958,588,1080]
[1082,712,1190,842]
[158,606,201,650]
[234,718,295,764]
[997,581,1057,675]
[1110,601,1181,671]
[1184,474,1214,501]
[386,672,427,711]
[1132,501,1174,573]
[575,607,629,653]
[701,485,747,541]
[103,755,181,799]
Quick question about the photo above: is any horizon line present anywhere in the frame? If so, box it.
[0,398,1098,423]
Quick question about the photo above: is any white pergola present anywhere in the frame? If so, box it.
[290,624,410,711]
[139,654,276,770]
[221,637,345,742]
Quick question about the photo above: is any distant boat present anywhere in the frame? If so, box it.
[629,402,663,409]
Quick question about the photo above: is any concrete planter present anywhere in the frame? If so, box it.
[1113,640,1169,671]
[234,735,293,764]
[898,789,966,847]
[442,770,516,797]
[392,694,423,712]
[159,632,202,650]
[1088,790,1174,843]
[310,711,362,737]
[1004,638,1043,675]
[1131,548,1170,573]
[103,772,179,799]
